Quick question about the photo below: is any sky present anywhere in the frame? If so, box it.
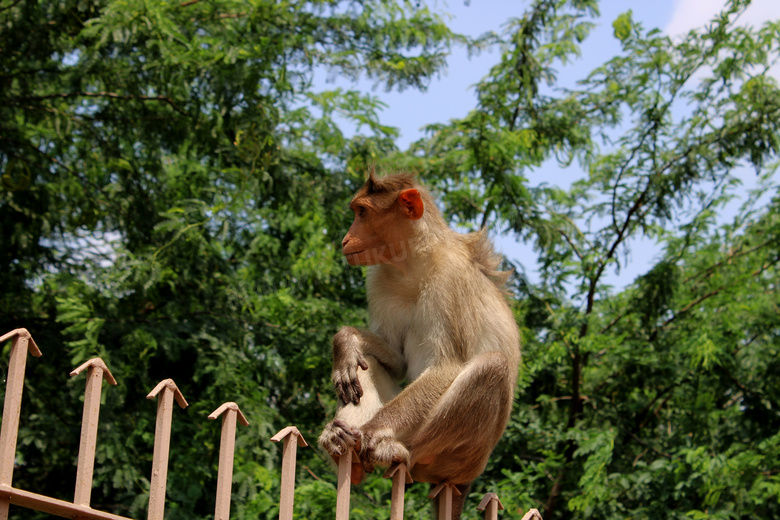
[325,0,780,291]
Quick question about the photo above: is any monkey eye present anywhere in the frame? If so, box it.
[357,206,367,218]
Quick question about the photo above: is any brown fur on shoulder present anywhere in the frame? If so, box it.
[461,229,512,290]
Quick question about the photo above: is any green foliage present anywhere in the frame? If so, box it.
[2,0,780,519]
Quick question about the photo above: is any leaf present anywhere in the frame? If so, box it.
[613,10,633,43]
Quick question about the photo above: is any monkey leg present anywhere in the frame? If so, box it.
[357,364,463,469]
[319,355,400,483]
[406,351,516,485]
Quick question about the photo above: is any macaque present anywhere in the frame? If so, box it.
[319,171,520,517]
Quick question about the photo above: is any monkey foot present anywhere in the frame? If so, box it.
[318,419,359,457]
[362,432,410,468]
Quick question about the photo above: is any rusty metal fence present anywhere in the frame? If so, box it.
[0,328,542,520]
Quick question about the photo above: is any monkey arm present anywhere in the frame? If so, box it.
[332,326,406,405]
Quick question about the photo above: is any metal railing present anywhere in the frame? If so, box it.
[0,328,246,520]
[0,328,543,520]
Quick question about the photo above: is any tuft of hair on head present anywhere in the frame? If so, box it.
[364,167,418,196]
[354,167,423,212]
[463,229,512,290]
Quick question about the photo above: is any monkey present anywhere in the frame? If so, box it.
[318,170,520,518]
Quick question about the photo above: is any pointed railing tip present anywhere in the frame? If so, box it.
[477,492,505,512]
[0,328,42,357]
[208,402,249,427]
[271,426,308,447]
[428,481,462,499]
[69,357,118,385]
[383,463,413,484]
[520,509,543,520]
[146,378,189,408]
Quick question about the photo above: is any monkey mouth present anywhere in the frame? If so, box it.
[344,251,368,265]
[344,250,364,258]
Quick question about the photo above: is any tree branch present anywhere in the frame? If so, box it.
[683,237,779,285]
[558,229,584,262]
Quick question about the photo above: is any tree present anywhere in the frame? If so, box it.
[0,0,453,518]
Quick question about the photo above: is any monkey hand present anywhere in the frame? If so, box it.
[332,355,368,405]
[332,327,370,404]
[360,428,410,469]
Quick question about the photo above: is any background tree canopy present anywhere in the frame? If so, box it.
[1,0,778,519]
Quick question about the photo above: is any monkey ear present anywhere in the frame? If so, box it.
[398,189,424,220]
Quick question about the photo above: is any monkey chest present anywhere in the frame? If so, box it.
[372,309,438,382]
[370,295,412,345]
[403,330,436,381]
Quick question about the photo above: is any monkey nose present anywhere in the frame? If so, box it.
[342,237,350,248]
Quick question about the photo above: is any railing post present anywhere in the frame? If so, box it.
[209,403,249,520]
[428,482,461,520]
[0,329,42,520]
[270,426,308,520]
[70,358,118,510]
[335,450,358,520]
[384,463,412,520]
[476,493,504,520]
[146,379,188,520]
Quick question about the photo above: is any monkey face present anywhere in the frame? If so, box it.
[341,189,422,267]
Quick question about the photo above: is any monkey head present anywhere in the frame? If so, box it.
[341,173,424,267]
